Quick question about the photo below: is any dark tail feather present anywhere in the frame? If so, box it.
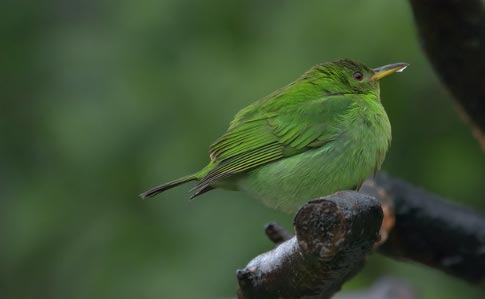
[140,175,197,199]
[190,185,214,199]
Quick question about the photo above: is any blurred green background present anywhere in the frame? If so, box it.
[1,0,484,298]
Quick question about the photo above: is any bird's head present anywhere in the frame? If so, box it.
[308,59,408,98]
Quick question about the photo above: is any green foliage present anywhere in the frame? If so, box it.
[1,0,483,298]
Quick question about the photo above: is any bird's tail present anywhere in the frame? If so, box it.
[139,174,197,199]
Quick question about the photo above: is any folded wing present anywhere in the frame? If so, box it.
[191,94,355,197]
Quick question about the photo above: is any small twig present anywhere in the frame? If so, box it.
[264,223,293,246]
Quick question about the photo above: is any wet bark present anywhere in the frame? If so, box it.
[366,173,485,286]
[236,173,485,298]
[236,192,383,299]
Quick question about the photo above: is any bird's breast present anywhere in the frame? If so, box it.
[341,102,391,170]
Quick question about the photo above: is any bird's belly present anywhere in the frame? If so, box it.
[236,140,382,213]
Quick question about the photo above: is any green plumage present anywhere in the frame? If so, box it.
[141,59,407,213]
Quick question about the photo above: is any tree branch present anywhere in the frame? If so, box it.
[363,173,485,286]
[236,173,485,297]
[409,0,485,148]
[236,192,383,299]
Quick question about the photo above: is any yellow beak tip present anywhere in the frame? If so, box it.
[371,63,409,81]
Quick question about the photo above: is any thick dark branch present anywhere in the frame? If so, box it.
[409,0,485,147]
[365,173,485,285]
[237,192,383,299]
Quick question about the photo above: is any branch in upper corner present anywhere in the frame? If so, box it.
[409,0,485,148]
[363,173,485,286]
[236,191,383,299]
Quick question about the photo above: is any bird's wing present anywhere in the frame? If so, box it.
[192,95,355,197]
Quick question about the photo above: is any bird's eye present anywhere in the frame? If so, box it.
[353,72,363,81]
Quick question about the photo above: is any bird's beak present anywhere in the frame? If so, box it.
[371,63,409,81]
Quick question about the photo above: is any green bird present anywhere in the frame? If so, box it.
[141,59,407,213]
